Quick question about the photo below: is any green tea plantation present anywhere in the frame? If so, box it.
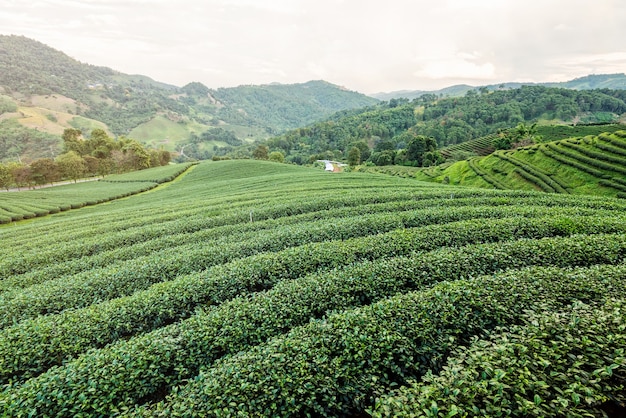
[0,160,625,417]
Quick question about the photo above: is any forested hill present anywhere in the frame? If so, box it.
[184,80,378,134]
[262,86,626,164]
[0,35,377,161]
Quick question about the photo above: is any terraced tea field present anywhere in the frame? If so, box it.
[1,160,625,417]
[419,130,626,199]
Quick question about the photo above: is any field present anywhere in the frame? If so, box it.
[417,130,626,198]
[1,160,625,416]
[0,163,194,223]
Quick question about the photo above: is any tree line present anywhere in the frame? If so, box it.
[0,128,170,190]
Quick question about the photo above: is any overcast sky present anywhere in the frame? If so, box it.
[1,0,625,94]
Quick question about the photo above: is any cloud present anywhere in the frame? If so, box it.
[415,60,496,82]
[0,0,624,93]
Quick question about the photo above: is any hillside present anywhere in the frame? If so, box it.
[373,73,626,100]
[0,160,625,416]
[0,35,377,161]
[261,86,626,165]
[412,130,626,198]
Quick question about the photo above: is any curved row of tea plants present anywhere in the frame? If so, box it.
[100,162,195,183]
[5,203,603,327]
[3,232,626,416]
[4,213,622,385]
[129,262,626,417]
[539,144,606,178]
[560,139,626,168]
[467,158,506,189]
[494,151,570,193]
[2,190,556,283]
[372,297,626,417]
[2,160,626,417]
[545,141,626,176]
[0,163,195,223]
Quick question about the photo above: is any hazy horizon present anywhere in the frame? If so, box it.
[1,0,625,94]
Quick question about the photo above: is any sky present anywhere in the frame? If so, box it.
[1,0,625,94]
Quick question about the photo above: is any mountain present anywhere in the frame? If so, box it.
[0,35,377,162]
[372,73,626,100]
[371,84,474,101]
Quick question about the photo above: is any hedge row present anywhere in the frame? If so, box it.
[513,168,556,193]
[602,131,626,145]
[595,140,626,157]
[495,152,569,193]
[467,158,507,189]
[3,188,478,275]
[4,234,626,416]
[2,203,586,327]
[547,142,626,176]
[599,179,626,193]
[3,205,509,325]
[539,145,606,178]
[2,188,449,276]
[7,190,621,290]
[4,197,478,293]
[561,139,626,169]
[373,298,626,417]
[0,182,160,224]
[133,262,626,417]
[100,162,195,184]
[1,215,624,385]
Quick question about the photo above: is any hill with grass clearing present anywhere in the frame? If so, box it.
[0,35,377,162]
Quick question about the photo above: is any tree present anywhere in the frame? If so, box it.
[82,155,101,176]
[87,129,115,157]
[56,151,86,182]
[30,158,60,185]
[268,151,285,163]
[120,139,151,171]
[347,147,361,167]
[422,151,444,167]
[62,128,84,154]
[405,133,437,166]
[158,150,171,166]
[9,163,32,189]
[349,140,371,161]
[253,145,269,160]
[0,163,13,190]
[370,150,395,166]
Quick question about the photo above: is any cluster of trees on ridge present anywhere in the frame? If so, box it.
[240,86,626,167]
[0,128,170,190]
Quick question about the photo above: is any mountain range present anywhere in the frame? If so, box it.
[372,73,626,101]
[0,35,377,161]
[1,34,626,163]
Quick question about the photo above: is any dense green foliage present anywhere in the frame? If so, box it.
[439,123,626,160]
[0,35,377,160]
[0,119,61,162]
[208,80,378,133]
[259,86,626,165]
[0,160,625,416]
[373,295,626,417]
[416,130,626,198]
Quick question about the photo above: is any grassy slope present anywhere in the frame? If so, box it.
[412,130,626,197]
